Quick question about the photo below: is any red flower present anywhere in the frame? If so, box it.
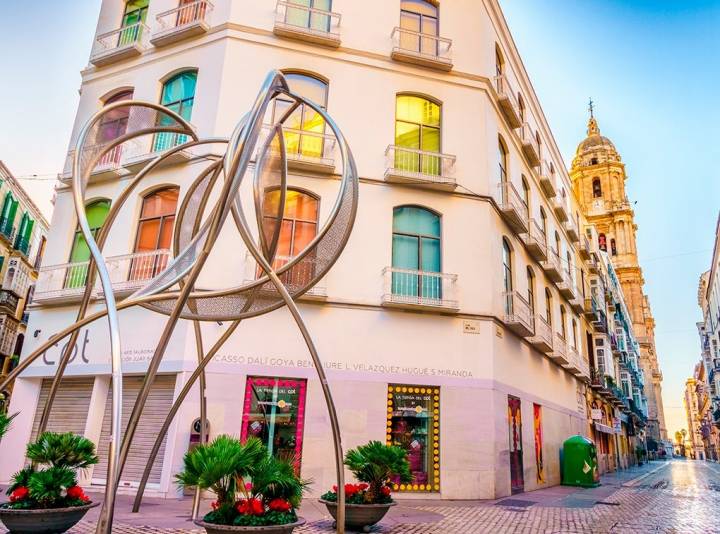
[358,483,369,491]
[9,486,29,502]
[236,498,265,516]
[268,498,292,512]
[381,486,392,497]
[332,485,338,492]
[211,500,220,511]
[66,486,84,499]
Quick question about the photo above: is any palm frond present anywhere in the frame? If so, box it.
[26,432,99,469]
[0,412,18,440]
[344,441,412,486]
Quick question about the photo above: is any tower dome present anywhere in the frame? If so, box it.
[572,114,621,168]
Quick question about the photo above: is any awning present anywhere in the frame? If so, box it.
[594,422,615,434]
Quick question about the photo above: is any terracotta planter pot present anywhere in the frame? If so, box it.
[193,517,306,534]
[0,502,98,534]
[320,499,396,532]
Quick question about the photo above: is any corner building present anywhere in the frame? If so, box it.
[2,0,646,499]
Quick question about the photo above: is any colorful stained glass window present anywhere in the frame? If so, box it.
[387,384,440,492]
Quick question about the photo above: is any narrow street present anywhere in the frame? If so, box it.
[4,459,718,533]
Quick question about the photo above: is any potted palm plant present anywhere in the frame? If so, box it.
[320,441,412,533]
[0,411,17,441]
[0,431,99,533]
[176,435,309,534]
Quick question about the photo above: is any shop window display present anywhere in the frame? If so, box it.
[386,384,440,492]
[240,377,307,469]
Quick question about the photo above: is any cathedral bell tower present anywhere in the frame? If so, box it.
[570,105,667,442]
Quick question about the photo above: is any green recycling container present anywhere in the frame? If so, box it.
[561,435,600,487]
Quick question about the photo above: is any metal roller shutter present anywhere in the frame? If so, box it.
[93,375,176,488]
[30,378,95,442]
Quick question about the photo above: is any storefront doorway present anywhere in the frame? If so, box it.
[240,377,307,469]
[508,395,524,494]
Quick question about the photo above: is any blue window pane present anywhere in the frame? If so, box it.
[392,206,440,237]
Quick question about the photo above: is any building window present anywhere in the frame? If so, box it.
[154,71,197,151]
[284,0,333,32]
[560,305,567,338]
[392,206,441,299]
[65,199,111,289]
[592,178,602,198]
[566,251,573,281]
[272,72,329,161]
[131,187,179,280]
[554,231,561,258]
[535,131,542,160]
[14,212,34,256]
[387,384,440,492]
[495,44,504,77]
[545,288,552,326]
[258,189,319,287]
[119,0,149,45]
[0,192,18,238]
[598,233,607,252]
[518,94,525,122]
[498,136,508,183]
[526,267,535,311]
[572,319,578,349]
[503,238,513,313]
[395,95,441,175]
[539,207,547,239]
[240,376,307,470]
[521,176,530,218]
[399,0,439,56]
[97,90,134,167]
[611,238,617,256]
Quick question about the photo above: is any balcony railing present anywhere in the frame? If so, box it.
[274,0,341,47]
[382,267,458,311]
[542,249,563,282]
[257,125,337,173]
[496,182,529,234]
[384,145,456,190]
[520,219,547,261]
[152,1,213,47]
[520,123,540,167]
[494,75,521,128]
[538,161,557,198]
[565,345,590,379]
[0,290,19,316]
[246,253,327,299]
[503,291,534,337]
[90,22,149,67]
[552,195,569,222]
[565,218,580,242]
[551,334,569,365]
[390,27,453,71]
[34,249,171,303]
[529,314,553,354]
[557,269,575,299]
[578,235,592,260]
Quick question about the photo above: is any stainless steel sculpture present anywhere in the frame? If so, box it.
[0,71,357,534]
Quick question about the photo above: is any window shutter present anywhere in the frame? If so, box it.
[6,199,18,236]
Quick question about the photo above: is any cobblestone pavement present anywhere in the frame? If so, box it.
[3,460,719,533]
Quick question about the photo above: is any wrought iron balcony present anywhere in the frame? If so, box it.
[550,334,569,365]
[274,0,341,47]
[502,291,534,337]
[529,314,553,354]
[590,368,610,392]
[496,182,529,234]
[542,249,563,283]
[390,27,453,71]
[494,75,521,128]
[384,145,456,190]
[90,22,149,67]
[520,123,540,167]
[0,315,19,357]
[34,249,171,303]
[565,218,580,243]
[245,253,327,300]
[0,219,16,243]
[0,290,19,316]
[382,267,458,311]
[259,126,338,174]
[552,195,569,223]
[538,161,557,198]
[520,219,547,262]
[151,0,213,47]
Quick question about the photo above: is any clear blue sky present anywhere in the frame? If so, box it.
[0,1,717,436]
[500,0,720,436]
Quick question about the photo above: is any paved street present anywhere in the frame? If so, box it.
[2,459,718,533]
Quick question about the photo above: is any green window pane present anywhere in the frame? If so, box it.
[393,206,440,238]
[392,234,419,297]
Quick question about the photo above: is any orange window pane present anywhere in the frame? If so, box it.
[141,188,179,218]
[285,191,318,221]
[276,219,294,257]
[158,215,175,250]
[292,221,317,256]
[136,219,160,251]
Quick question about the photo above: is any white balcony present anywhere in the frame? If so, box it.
[258,125,337,174]
[520,219,547,262]
[34,249,171,304]
[384,145,456,191]
[273,0,341,48]
[496,182,529,234]
[550,334,569,365]
[244,253,327,300]
[122,132,194,171]
[503,291,534,338]
[564,346,589,380]
[565,218,580,242]
[390,27,453,71]
[578,235,592,260]
[382,267,458,312]
[570,286,585,313]
[542,250,563,283]
[90,22,149,67]
[557,270,575,299]
[552,195,570,223]
[538,161,557,198]
[61,147,126,181]
[151,0,213,47]
[529,314,553,354]
[494,75,521,129]
[520,123,540,168]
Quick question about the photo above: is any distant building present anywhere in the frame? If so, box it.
[0,162,49,412]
